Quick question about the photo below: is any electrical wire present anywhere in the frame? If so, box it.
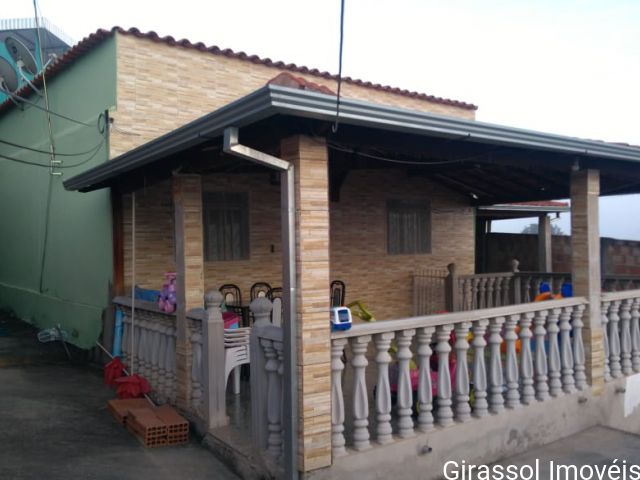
[0,139,105,168]
[0,137,104,157]
[327,141,495,166]
[331,0,346,134]
[4,89,97,129]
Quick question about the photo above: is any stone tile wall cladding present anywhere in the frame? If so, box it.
[110,32,474,157]
[122,169,475,320]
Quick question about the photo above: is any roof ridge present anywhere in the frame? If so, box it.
[0,26,477,114]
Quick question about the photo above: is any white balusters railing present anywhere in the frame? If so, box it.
[602,290,640,382]
[114,297,178,403]
[331,297,588,454]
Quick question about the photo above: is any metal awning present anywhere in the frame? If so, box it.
[64,84,640,196]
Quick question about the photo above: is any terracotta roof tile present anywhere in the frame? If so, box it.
[0,26,478,115]
[267,72,335,95]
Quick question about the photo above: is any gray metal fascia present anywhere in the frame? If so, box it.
[266,85,640,163]
[64,86,276,191]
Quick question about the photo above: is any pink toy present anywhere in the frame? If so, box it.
[158,272,177,314]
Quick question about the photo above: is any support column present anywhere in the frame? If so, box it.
[173,174,205,410]
[281,135,331,472]
[571,169,604,394]
[538,214,552,272]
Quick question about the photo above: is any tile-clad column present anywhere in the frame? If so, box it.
[571,169,604,393]
[281,135,331,472]
[173,174,205,410]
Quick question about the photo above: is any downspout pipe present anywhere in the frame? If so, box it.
[223,127,298,480]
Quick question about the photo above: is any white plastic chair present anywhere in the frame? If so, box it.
[224,327,251,394]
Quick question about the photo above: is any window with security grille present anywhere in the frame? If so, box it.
[203,192,250,261]
[387,199,431,255]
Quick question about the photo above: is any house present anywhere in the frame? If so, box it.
[0,26,475,349]
[5,25,640,480]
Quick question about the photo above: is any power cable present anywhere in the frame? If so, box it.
[0,137,104,157]
[331,0,346,133]
[5,89,97,129]
[0,139,105,168]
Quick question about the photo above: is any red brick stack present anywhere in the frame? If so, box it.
[107,398,189,447]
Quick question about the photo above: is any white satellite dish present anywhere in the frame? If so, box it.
[5,36,38,75]
[0,57,19,93]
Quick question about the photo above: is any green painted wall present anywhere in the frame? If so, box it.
[0,37,117,348]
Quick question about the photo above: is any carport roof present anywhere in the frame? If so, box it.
[64,84,640,198]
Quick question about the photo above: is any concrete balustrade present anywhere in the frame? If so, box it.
[330,297,588,455]
[602,290,640,382]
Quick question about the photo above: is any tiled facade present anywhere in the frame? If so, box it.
[110,33,474,158]
[112,32,476,472]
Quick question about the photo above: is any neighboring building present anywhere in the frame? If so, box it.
[0,27,476,348]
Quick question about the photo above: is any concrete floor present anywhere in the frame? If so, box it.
[492,426,640,480]
[0,309,239,480]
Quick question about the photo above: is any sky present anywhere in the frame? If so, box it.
[4,0,640,239]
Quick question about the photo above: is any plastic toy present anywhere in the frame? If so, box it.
[158,272,177,313]
[347,300,375,322]
[331,306,352,331]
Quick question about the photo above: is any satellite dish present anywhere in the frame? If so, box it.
[0,57,19,93]
[5,36,38,75]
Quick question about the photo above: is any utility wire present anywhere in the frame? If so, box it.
[0,137,104,157]
[5,89,97,129]
[0,139,104,168]
[331,0,346,133]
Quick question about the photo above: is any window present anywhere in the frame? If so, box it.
[203,192,250,261]
[387,199,431,255]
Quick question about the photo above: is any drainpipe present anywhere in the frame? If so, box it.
[223,127,298,480]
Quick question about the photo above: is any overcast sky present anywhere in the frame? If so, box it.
[4,0,640,239]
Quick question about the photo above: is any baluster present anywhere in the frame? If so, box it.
[167,326,177,402]
[631,299,640,373]
[137,320,150,378]
[559,307,575,393]
[502,277,511,306]
[571,305,587,390]
[191,328,203,409]
[454,322,471,421]
[494,277,503,307]
[132,320,142,374]
[620,299,633,376]
[534,310,549,401]
[488,317,505,413]
[351,335,371,451]
[460,279,468,311]
[417,327,435,432]
[396,329,416,438]
[601,303,611,382]
[524,277,532,303]
[155,324,168,401]
[471,320,489,417]
[263,338,283,457]
[149,322,160,391]
[374,332,394,444]
[435,324,454,426]
[331,339,348,456]
[486,278,495,308]
[546,308,562,397]
[121,317,130,366]
[609,301,622,378]
[505,314,520,408]
[472,279,480,310]
[519,313,535,404]
[479,278,487,309]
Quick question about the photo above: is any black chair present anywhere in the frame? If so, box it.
[219,283,242,306]
[250,282,272,301]
[330,280,346,307]
[267,287,283,300]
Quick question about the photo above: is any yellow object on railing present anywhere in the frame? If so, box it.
[347,300,375,322]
